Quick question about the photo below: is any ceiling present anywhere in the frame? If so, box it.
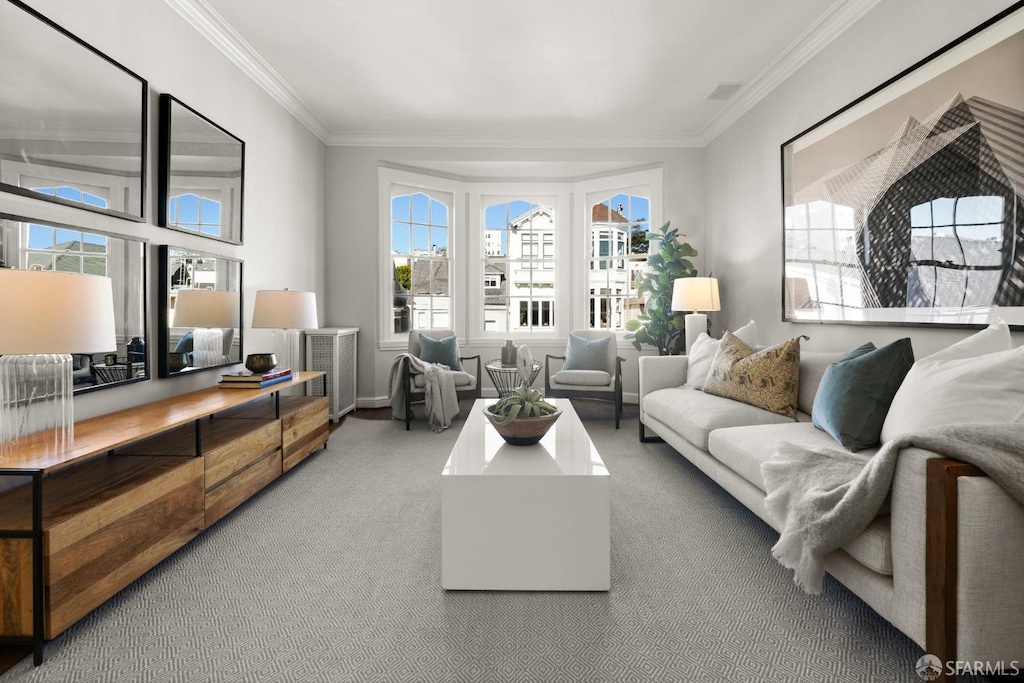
[168,0,882,147]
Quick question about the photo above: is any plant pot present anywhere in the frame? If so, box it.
[483,406,562,446]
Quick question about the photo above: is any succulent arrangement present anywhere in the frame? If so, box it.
[488,386,558,425]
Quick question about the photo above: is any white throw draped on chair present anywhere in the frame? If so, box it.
[388,353,460,432]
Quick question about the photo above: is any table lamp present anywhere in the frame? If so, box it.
[671,276,720,354]
[250,289,318,373]
[0,270,116,457]
[172,289,239,369]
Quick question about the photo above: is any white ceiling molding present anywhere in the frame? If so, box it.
[163,0,330,143]
[326,132,705,149]
[698,0,885,145]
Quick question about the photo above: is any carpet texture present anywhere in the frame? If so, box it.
[1,410,932,682]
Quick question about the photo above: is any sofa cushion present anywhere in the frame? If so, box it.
[643,387,792,451]
[413,371,475,388]
[708,423,892,575]
[552,370,611,386]
[797,351,847,415]
[881,344,1024,442]
[684,320,756,389]
[811,339,914,451]
[702,333,802,417]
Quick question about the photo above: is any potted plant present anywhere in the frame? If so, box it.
[624,221,698,355]
[483,386,562,446]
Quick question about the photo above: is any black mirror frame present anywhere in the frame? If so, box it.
[157,245,244,378]
[157,94,245,245]
[0,0,148,222]
[0,212,149,394]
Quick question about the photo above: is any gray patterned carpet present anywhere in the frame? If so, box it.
[1,402,930,682]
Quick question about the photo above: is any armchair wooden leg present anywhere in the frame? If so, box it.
[614,396,621,429]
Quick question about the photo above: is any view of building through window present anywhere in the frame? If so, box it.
[391,191,451,332]
[482,199,556,333]
[25,223,108,275]
[588,193,650,330]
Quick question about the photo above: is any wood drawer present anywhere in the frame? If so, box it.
[205,449,281,527]
[204,420,280,491]
[0,538,32,637]
[46,457,204,639]
[282,397,328,472]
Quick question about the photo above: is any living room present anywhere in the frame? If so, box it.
[1,0,1022,681]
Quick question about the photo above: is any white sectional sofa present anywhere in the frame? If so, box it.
[638,350,1024,667]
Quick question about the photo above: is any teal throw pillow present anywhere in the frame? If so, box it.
[418,334,461,371]
[564,333,610,371]
[811,338,914,451]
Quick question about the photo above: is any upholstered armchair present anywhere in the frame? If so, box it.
[545,330,624,428]
[403,329,481,430]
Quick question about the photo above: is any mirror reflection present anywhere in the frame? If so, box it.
[159,95,244,245]
[0,213,148,392]
[159,246,242,377]
[0,0,146,221]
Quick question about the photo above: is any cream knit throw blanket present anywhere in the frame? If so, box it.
[761,423,1024,594]
[388,353,460,432]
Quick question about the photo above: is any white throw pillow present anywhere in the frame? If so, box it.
[683,320,756,389]
[880,344,1024,442]
[924,319,1011,361]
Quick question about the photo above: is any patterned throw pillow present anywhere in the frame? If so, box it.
[702,332,802,418]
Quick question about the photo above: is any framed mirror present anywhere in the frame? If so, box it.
[158,245,243,378]
[0,1,147,221]
[0,213,148,393]
[158,95,244,245]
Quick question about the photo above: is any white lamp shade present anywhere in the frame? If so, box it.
[0,270,116,354]
[251,290,318,330]
[173,288,239,328]
[672,277,721,313]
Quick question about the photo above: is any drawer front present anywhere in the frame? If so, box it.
[46,458,204,639]
[205,420,280,491]
[282,398,328,451]
[205,449,281,527]
[283,427,328,472]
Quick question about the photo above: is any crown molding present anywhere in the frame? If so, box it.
[326,132,705,149]
[699,0,884,145]
[163,0,331,143]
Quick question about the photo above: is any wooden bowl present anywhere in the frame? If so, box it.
[483,406,562,446]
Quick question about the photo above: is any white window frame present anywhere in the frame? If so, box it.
[378,168,464,351]
[468,186,570,345]
[572,168,663,335]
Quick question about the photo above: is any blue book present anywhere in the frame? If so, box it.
[219,373,293,389]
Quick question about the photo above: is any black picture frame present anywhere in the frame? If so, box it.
[158,94,245,245]
[0,0,148,222]
[781,1,1024,330]
[0,213,149,393]
[158,245,244,378]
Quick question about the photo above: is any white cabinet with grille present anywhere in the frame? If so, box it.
[305,327,358,421]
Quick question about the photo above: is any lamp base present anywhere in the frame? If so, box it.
[0,354,74,458]
[684,313,708,355]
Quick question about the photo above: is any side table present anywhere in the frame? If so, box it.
[484,359,543,397]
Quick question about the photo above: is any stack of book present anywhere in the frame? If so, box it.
[218,368,293,389]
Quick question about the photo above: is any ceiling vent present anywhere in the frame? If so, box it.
[707,83,743,101]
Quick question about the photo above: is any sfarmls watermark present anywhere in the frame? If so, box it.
[915,654,1021,680]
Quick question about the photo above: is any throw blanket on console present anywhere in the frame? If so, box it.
[388,353,460,433]
[762,423,1024,594]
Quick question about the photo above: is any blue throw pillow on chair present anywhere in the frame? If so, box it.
[811,338,914,451]
[418,334,461,371]
[564,333,610,371]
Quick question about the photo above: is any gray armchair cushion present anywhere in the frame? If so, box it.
[552,370,611,387]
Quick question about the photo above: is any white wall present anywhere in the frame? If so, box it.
[705,0,1022,357]
[326,147,705,403]
[3,0,326,419]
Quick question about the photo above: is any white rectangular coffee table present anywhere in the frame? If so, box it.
[441,398,610,591]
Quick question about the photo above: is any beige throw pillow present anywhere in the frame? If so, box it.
[702,332,802,418]
[683,320,757,389]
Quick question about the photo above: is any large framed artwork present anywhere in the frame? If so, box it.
[782,1,1024,329]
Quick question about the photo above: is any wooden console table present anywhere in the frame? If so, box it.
[0,372,329,666]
